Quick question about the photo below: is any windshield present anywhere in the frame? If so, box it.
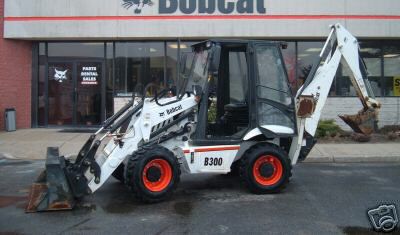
[182,48,210,94]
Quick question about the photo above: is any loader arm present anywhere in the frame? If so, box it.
[289,23,381,164]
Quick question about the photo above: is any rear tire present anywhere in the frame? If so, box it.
[240,143,292,194]
[125,145,181,203]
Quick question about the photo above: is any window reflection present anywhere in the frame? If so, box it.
[297,42,324,91]
[166,41,198,93]
[105,42,114,118]
[383,42,400,96]
[36,39,400,128]
[48,43,104,59]
[114,42,164,96]
[358,42,382,96]
[281,42,296,93]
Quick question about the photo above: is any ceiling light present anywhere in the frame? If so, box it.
[305,48,321,52]
[384,54,400,58]
[168,44,188,49]
[360,48,381,54]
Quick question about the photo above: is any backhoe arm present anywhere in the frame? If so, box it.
[289,23,381,164]
[296,23,380,136]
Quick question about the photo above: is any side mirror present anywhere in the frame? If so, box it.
[209,45,221,73]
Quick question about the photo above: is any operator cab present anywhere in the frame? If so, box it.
[183,40,296,145]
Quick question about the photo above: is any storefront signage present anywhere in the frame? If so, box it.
[122,0,154,14]
[122,0,266,14]
[394,76,400,96]
[80,66,99,85]
[53,68,68,83]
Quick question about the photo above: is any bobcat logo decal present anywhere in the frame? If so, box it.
[54,68,68,83]
[122,0,154,14]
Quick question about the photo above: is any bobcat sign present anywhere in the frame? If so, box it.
[122,0,266,14]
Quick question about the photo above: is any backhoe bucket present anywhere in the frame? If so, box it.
[26,147,75,212]
[339,108,378,135]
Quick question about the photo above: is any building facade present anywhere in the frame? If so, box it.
[1,0,400,130]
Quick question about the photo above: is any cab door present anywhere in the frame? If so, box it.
[252,43,296,137]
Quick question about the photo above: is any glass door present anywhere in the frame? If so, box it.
[47,60,104,126]
[48,62,74,125]
[76,61,103,126]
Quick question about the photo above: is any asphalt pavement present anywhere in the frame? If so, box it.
[0,159,399,235]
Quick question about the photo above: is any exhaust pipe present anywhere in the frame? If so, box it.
[26,147,75,212]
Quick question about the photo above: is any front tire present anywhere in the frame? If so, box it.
[240,143,292,194]
[125,145,181,203]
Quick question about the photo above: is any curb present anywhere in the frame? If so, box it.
[304,156,400,163]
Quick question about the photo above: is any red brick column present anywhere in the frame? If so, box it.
[0,0,32,130]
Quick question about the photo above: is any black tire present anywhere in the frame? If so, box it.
[112,163,125,183]
[125,145,181,203]
[226,160,240,177]
[240,143,292,194]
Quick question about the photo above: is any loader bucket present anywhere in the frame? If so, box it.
[26,147,75,212]
[339,108,378,135]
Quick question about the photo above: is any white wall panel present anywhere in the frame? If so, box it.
[4,0,400,39]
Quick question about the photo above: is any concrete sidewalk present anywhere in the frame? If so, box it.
[0,129,399,163]
[0,129,91,160]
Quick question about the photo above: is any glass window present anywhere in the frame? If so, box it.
[281,42,297,93]
[166,42,179,88]
[114,42,164,96]
[166,41,198,93]
[256,45,291,106]
[360,42,382,96]
[48,43,104,59]
[76,62,102,125]
[297,41,383,97]
[336,61,357,97]
[383,42,400,96]
[229,51,248,103]
[186,48,210,93]
[47,62,74,125]
[297,41,324,90]
[105,42,114,118]
[39,43,46,56]
[258,102,294,129]
[256,45,294,130]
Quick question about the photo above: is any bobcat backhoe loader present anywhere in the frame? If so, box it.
[27,23,380,212]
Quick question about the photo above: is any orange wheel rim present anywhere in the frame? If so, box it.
[252,155,283,186]
[142,158,172,192]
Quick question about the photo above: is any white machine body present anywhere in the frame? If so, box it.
[86,23,380,193]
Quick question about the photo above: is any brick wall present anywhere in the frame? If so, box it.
[0,0,32,130]
[321,97,400,130]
